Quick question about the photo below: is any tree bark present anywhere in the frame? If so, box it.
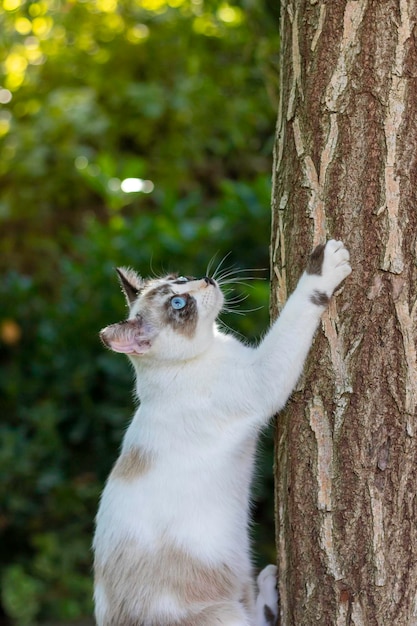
[271,1,417,624]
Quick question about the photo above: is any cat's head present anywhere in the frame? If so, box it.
[100,268,224,361]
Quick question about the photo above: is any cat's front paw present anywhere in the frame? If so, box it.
[306,239,351,305]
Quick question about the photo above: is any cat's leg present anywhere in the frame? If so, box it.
[241,240,351,421]
[255,565,278,626]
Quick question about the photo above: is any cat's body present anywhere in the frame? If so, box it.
[93,240,351,626]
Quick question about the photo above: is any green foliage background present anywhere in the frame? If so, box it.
[0,0,279,623]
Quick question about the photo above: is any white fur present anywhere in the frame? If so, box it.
[94,240,351,625]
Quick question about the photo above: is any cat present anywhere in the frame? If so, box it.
[93,239,351,626]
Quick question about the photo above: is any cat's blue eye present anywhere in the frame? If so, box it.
[176,276,188,283]
[171,296,187,310]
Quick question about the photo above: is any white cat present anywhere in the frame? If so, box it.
[93,240,351,626]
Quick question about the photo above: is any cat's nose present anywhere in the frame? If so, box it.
[204,277,216,286]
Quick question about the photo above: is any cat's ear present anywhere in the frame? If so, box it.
[116,267,144,306]
[100,316,156,356]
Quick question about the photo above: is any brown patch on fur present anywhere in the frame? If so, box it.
[179,555,235,605]
[94,540,241,626]
[110,447,152,481]
[164,296,198,338]
[306,243,326,275]
[240,579,256,614]
[144,284,173,300]
[310,290,329,307]
[264,603,276,625]
[174,602,248,626]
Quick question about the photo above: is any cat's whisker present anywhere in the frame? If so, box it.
[223,294,250,306]
[221,286,263,316]
[217,266,266,276]
[221,305,264,316]
[149,254,156,278]
[217,271,264,315]
[219,279,261,290]
[216,317,246,339]
[215,268,266,283]
[205,252,220,278]
[211,252,233,281]
[218,278,260,285]
[224,299,249,307]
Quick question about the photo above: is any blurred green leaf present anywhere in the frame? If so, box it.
[2,564,43,626]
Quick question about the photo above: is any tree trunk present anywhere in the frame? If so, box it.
[270,1,417,624]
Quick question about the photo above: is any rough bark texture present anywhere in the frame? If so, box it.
[271,1,417,624]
